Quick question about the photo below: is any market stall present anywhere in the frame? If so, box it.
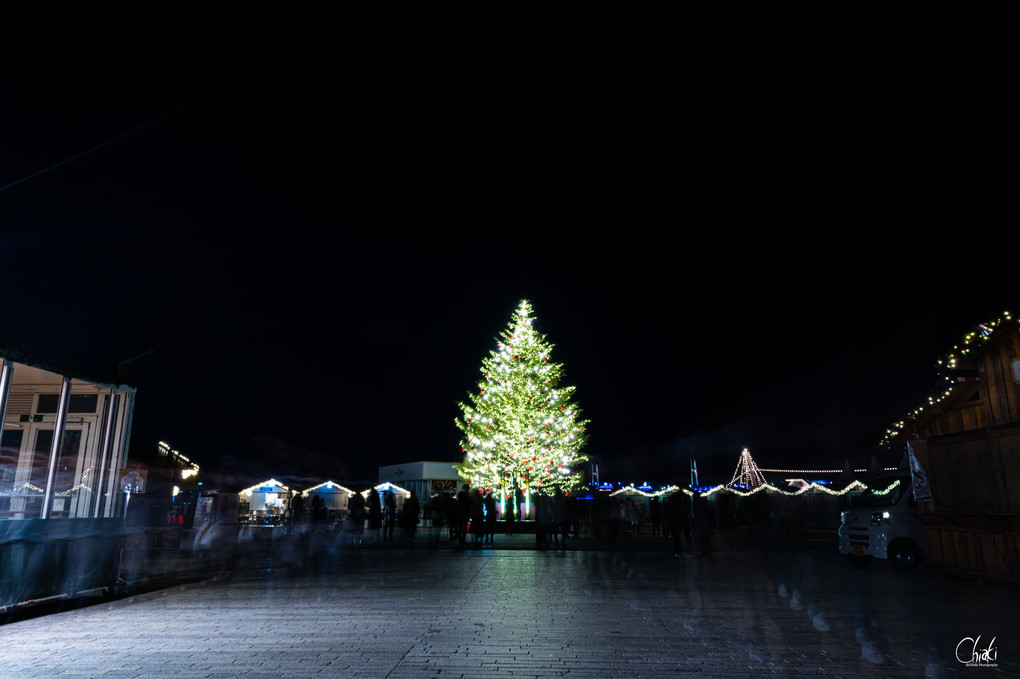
[302,480,356,524]
[238,478,292,525]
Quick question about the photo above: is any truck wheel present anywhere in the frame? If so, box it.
[889,540,921,572]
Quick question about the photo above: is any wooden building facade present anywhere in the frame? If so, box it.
[890,314,1020,583]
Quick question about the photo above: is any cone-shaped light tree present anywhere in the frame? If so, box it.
[454,300,590,496]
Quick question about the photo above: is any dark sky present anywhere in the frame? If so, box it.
[1,5,1016,487]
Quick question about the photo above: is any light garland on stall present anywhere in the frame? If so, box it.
[697,478,886,498]
[880,311,1015,447]
[301,480,356,498]
[360,482,411,499]
[610,484,689,498]
[608,479,893,498]
[239,478,291,498]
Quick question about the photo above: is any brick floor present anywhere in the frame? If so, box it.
[1,526,1018,678]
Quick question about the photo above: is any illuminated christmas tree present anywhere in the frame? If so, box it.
[454,299,590,497]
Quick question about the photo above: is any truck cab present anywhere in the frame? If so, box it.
[838,472,924,572]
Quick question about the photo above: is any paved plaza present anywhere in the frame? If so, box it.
[1,527,1018,678]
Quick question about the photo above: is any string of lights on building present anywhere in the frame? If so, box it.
[879,311,1014,447]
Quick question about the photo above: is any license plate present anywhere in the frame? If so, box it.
[852,545,864,556]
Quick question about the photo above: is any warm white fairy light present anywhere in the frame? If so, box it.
[360,482,411,499]
[239,479,291,497]
[759,467,898,474]
[881,311,1014,447]
[700,479,889,497]
[302,480,356,497]
[610,485,681,498]
[727,448,766,488]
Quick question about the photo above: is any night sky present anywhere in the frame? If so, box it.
[2,5,1016,488]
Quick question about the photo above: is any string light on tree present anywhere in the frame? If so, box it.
[453,299,590,498]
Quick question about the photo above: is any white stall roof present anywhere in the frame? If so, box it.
[301,480,356,496]
[240,478,292,496]
[361,481,411,498]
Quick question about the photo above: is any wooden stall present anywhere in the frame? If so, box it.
[886,314,1020,583]
[302,480,355,524]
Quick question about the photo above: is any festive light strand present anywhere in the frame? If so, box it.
[880,311,1015,447]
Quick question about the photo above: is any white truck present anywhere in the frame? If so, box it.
[837,471,925,572]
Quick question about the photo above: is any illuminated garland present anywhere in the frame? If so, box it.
[240,478,291,497]
[610,484,691,498]
[609,479,900,499]
[880,311,1015,447]
[0,482,94,497]
[301,480,356,497]
[699,479,887,497]
[0,483,92,495]
[360,482,411,499]
[759,467,898,474]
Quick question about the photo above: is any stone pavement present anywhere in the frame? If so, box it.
[1,526,1018,678]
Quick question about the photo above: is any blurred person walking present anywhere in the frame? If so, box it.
[290,492,305,528]
[347,490,366,544]
[483,491,497,544]
[551,488,568,549]
[692,492,716,558]
[384,491,397,543]
[470,488,485,545]
[402,489,421,543]
[311,494,327,526]
[428,492,447,543]
[649,495,662,538]
[535,490,553,549]
[504,488,516,535]
[443,492,458,541]
[367,487,383,543]
[669,491,694,557]
[456,483,472,546]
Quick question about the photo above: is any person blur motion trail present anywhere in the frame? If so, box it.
[551,489,568,549]
[483,491,497,544]
[402,489,421,543]
[691,493,716,558]
[347,491,366,545]
[427,492,447,544]
[289,492,305,529]
[649,495,662,539]
[384,491,397,543]
[669,491,694,557]
[504,489,516,535]
[367,488,383,544]
[535,490,553,549]
[470,488,485,546]
[456,484,472,546]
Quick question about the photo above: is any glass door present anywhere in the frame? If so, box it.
[13,425,86,519]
